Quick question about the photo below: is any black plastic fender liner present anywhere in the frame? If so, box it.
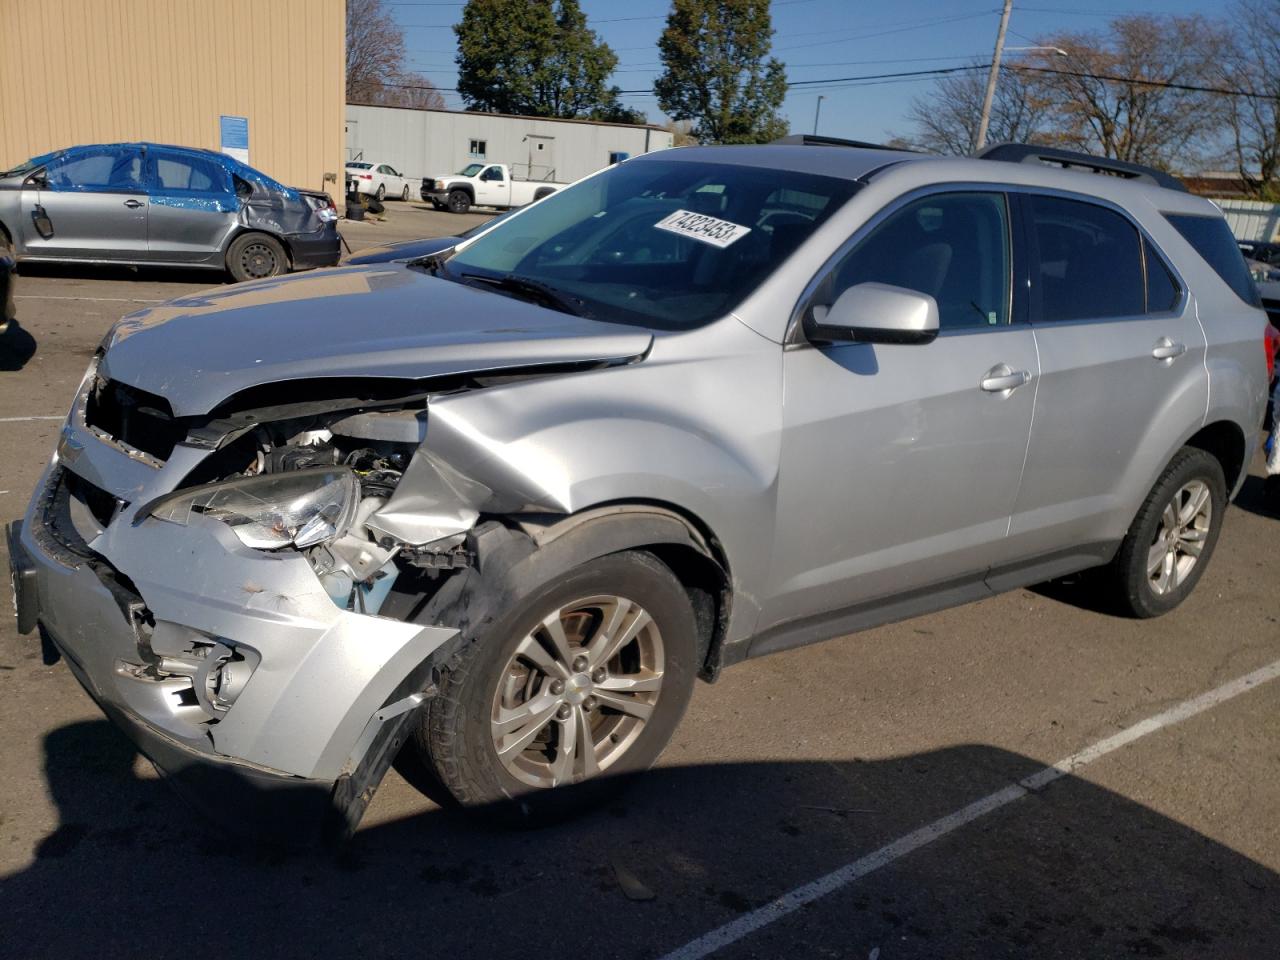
[411,507,732,682]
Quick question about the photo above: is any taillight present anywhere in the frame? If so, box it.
[1266,323,1279,380]
[358,174,372,180]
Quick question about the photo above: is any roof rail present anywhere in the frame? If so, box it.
[976,142,1186,193]
[772,134,917,153]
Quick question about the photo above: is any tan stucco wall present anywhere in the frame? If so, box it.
[0,0,345,194]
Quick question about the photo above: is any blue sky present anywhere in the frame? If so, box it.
[390,0,1217,140]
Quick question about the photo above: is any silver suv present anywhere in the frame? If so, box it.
[8,142,1271,839]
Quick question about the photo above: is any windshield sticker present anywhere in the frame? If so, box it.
[654,209,751,248]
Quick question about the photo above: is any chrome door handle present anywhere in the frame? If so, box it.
[980,364,1031,393]
[1152,337,1186,360]
[123,199,144,209]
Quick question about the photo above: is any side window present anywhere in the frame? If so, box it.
[483,166,505,182]
[1144,238,1180,313]
[1163,212,1262,307]
[377,164,393,175]
[44,148,144,192]
[1026,195,1144,322]
[153,153,229,193]
[824,192,1011,329]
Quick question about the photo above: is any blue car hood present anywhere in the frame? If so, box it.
[101,264,653,416]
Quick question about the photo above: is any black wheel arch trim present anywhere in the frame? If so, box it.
[402,505,732,684]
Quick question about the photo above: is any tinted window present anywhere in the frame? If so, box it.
[1027,195,1143,322]
[445,159,858,330]
[45,148,143,191]
[1164,213,1262,307]
[154,153,228,193]
[824,192,1010,329]
[1144,238,1180,313]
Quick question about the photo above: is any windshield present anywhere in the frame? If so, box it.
[442,159,859,329]
[347,162,372,170]
[2,151,61,179]
[458,163,486,177]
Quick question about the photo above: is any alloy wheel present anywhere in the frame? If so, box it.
[490,594,664,789]
[1147,479,1211,595]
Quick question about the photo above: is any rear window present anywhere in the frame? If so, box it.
[347,162,372,170]
[1164,213,1261,307]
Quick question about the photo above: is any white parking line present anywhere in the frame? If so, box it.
[0,416,64,423]
[15,295,166,303]
[659,658,1280,960]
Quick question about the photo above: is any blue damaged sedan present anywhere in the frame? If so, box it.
[0,142,340,281]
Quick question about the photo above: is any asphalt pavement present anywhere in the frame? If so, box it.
[1,202,1278,960]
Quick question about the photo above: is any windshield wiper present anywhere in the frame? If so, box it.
[458,272,592,318]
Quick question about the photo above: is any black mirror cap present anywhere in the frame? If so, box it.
[804,312,938,346]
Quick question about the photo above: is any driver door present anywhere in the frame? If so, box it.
[475,165,508,206]
[20,146,148,261]
[762,190,1038,632]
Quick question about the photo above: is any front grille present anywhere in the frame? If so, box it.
[84,378,186,461]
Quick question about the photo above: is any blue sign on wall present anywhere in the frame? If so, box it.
[219,115,249,164]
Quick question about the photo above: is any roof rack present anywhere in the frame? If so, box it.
[976,143,1186,193]
[772,134,916,153]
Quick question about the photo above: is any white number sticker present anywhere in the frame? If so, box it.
[653,209,752,248]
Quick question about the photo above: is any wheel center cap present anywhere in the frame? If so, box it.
[563,673,592,706]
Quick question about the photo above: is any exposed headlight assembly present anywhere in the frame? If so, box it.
[146,468,359,550]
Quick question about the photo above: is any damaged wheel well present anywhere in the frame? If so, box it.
[392,503,734,684]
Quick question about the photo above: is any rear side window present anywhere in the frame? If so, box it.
[1025,194,1144,322]
[154,153,229,193]
[1163,213,1262,307]
[1144,238,1180,313]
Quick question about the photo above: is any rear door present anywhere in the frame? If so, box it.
[1003,191,1207,565]
[20,146,148,260]
[145,149,238,264]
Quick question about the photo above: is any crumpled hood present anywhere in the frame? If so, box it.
[100,263,653,416]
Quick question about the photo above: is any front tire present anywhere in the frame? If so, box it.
[416,551,697,821]
[226,232,287,282]
[1107,447,1226,618]
[401,184,410,202]
[447,189,471,214]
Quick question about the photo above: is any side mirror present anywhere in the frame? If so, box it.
[806,281,939,345]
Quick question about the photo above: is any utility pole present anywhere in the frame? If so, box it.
[974,0,1013,153]
[813,95,826,135]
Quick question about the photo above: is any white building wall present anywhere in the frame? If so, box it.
[345,105,673,186]
[1212,197,1280,243]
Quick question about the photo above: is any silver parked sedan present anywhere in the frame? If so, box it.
[0,142,341,281]
[7,142,1271,841]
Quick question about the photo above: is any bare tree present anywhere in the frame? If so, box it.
[1217,0,1280,197]
[1017,15,1230,170]
[902,61,1049,155]
[346,0,446,109]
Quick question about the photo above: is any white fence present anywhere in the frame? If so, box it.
[1212,198,1280,242]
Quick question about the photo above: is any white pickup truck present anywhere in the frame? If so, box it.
[421,163,563,213]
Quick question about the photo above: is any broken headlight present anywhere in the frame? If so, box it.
[146,468,359,550]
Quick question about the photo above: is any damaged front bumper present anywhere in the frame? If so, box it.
[9,409,457,842]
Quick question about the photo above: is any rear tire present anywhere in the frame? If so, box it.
[1107,447,1226,618]
[375,183,386,201]
[447,189,471,214]
[226,233,287,282]
[415,551,697,824]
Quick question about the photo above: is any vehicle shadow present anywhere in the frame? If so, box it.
[0,319,37,372]
[16,261,228,286]
[3,719,1277,959]
[1232,473,1279,521]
